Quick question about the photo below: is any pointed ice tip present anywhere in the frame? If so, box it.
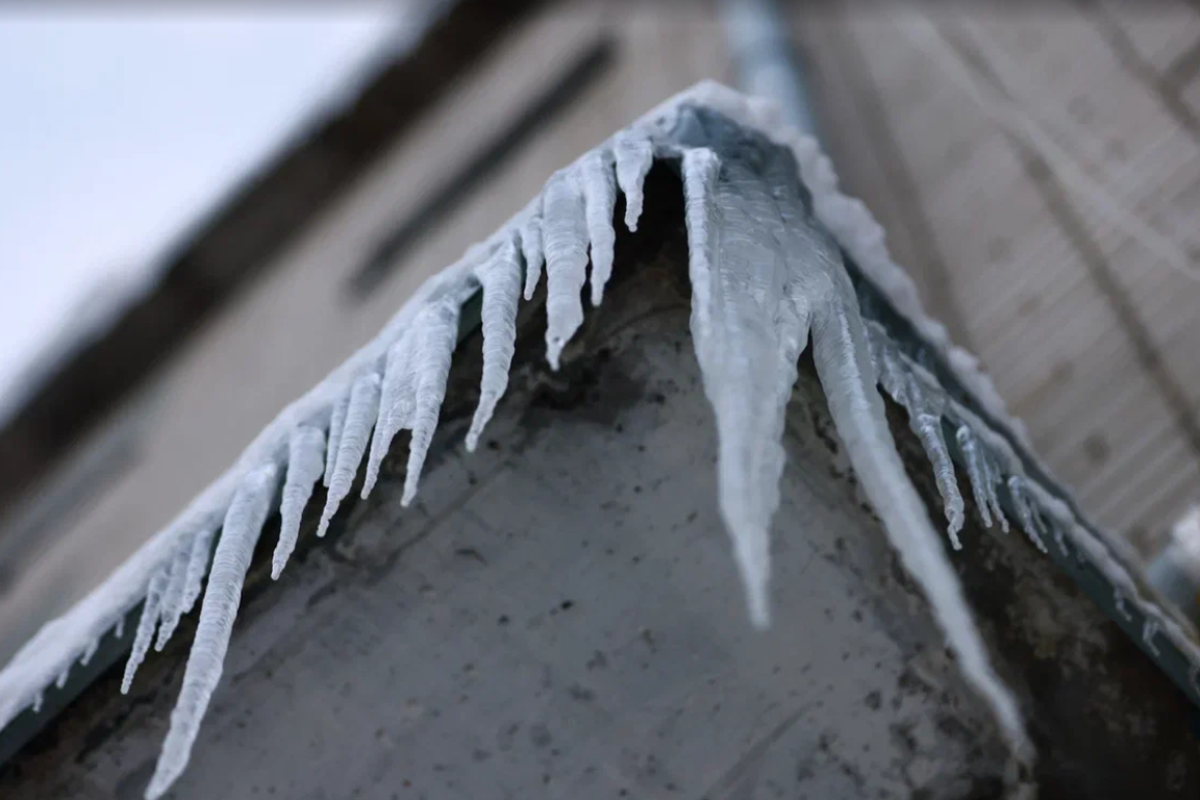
[466,390,499,453]
[747,589,772,630]
[146,762,182,800]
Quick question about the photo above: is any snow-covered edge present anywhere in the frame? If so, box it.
[0,81,1193,797]
[632,82,1034,451]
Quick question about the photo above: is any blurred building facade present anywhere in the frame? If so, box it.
[1,0,1198,661]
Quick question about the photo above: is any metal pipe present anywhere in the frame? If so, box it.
[719,0,818,139]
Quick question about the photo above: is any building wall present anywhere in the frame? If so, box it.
[796,0,1200,552]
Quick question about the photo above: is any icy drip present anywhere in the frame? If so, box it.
[154,538,196,651]
[121,561,171,693]
[614,130,653,232]
[1008,476,1049,554]
[957,425,996,530]
[272,426,327,578]
[542,168,590,370]
[868,324,1056,557]
[682,147,810,627]
[466,236,523,452]
[581,149,618,307]
[146,465,278,799]
[323,392,350,488]
[870,323,965,548]
[673,109,1030,766]
[401,288,468,505]
[317,373,381,538]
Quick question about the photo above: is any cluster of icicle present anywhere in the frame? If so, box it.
[869,317,1200,687]
[0,82,1197,799]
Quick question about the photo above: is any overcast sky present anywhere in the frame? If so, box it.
[0,8,405,411]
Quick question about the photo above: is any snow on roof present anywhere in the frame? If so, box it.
[0,81,1196,799]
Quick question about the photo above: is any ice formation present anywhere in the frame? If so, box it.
[1,82,1198,799]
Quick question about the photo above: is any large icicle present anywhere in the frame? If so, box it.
[317,373,381,538]
[681,146,811,629]
[402,293,463,505]
[272,425,327,578]
[675,119,1030,763]
[542,167,589,370]
[467,235,523,451]
[581,149,618,307]
[809,281,1031,764]
[614,130,654,231]
[146,465,279,800]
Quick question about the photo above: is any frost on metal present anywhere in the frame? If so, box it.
[1,81,1197,798]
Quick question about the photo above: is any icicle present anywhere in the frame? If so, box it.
[115,615,126,640]
[1114,588,1133,621]
[1007,476,1048,554]
[878,338,965,548]
[467,236,523,451]
[682,146,780,627]
[402,297,462,505]
[1142,619,1161,657]
[981,451,1010,534]
[956,425,995,529]
[581,149,618,307]
[55,666,70,690]
[810,290,1031,763]
[542,167,589,370]
[272,425,327,578]
[146,465,278,800]
[80,637,100,667]
[912,411,965,550]
[363,331,419,499]
[31,692,43,714]
[181,526,217,615]
[153,541,193,652]
[121,562,171,693]
[614,130,653,232]
[317,373,381,538]
[520,205,544,301]
[1046,513,1070,557]
[323,391,351,488]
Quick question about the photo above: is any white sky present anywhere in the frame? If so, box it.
[0,8,404,410]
